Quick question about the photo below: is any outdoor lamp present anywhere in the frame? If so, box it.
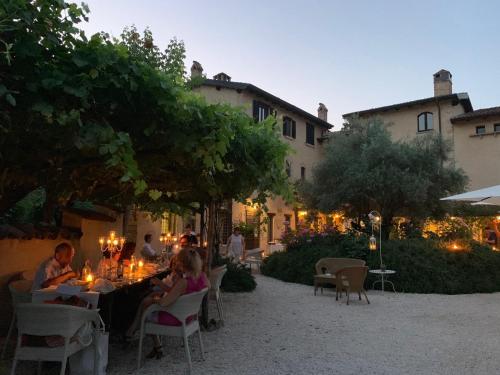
[369,235,377,251]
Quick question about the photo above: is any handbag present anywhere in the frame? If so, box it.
[69,317,108,375]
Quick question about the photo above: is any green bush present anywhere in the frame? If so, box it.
[214,258,257,292]
[261,233,500,294]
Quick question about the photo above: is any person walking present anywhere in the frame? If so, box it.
[227,227,245,262]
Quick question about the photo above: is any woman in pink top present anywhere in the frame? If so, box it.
[146,247,209,360]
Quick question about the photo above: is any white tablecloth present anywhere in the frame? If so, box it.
[32,285,100,310]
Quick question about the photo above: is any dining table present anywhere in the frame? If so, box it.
[32,263,170,334]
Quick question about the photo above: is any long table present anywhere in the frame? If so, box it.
[33,267,170,334]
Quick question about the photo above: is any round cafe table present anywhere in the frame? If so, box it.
[369,269,396,293]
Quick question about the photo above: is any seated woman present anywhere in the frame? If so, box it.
[96,249,120,278]
[145,247,209,359]
[119,241,137,266]
[125,254,183,341]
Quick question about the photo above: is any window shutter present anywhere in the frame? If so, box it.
[253,101,259,122]
[292,120,296,139]
[282,119,287,136]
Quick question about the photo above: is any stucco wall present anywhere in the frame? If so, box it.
[195,85,326,181]
[453,117,500,189]
[78,216,123,271]
[360,99,465,146]
[356,99,500,190]
[0,237,79,334]
[194,84,325,251]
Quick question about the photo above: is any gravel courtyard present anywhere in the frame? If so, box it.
[5,274,500,375]
[107,274,500,375]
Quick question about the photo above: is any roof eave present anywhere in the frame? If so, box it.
[201,80,333,130]
[342,93,473,119]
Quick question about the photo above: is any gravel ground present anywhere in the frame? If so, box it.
[5,274,500,374]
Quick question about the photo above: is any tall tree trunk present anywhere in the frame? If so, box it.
[206,200,216,275]
[200,200,217,329]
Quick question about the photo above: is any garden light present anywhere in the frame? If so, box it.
[369,235,377,251]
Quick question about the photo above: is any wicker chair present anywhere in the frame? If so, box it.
[137,288,208,373]
[1,280,33,359]
[209,265,227,323]
[335,266,370,305]
[313,258,365,296]
[10,303,100,375]
[21,269,36,281]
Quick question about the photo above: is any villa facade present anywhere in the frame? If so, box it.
[343,70,500,190]
[191,63,333,251]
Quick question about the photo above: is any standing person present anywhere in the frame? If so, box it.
[141,234,158,261]
[227,227,245,262]
[183,223,198,246]
[32,242,77,291]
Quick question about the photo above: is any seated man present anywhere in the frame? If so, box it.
[32,242,77,291]
[141,234,158,261]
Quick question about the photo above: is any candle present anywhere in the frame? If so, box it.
[86,274,93,282]
[138,260,144,268]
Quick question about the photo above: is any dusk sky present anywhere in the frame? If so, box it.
[80,0,500,128]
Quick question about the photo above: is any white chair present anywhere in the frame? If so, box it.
[1,280,33,359]
[137,288,208,373]
[209,266,227,323]
[21,269,36,281]
[10,303,100,375]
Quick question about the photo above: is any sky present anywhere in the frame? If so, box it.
[79,0,500,128]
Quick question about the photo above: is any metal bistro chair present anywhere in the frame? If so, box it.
[1,280,33,359]
[10,303,101,375]
[137,288,208,373]
[209,265,227,324]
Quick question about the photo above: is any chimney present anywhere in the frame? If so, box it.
[213,72,231,82]
[318,103,328,121]
[433,69,452,96]
[190,61,203,78]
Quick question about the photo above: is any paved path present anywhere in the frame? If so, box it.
[5,275,500,374]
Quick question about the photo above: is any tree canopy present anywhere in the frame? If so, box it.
[0,0,290,222]
[301,117,468,228]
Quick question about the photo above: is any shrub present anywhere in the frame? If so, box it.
[213,258,257,292]
[261,233,500,294]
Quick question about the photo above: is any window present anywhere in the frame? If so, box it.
[301,167,306,180]
[267,213,275,243]
[306,123,315,145]
[284,214,292,231]
[253,100,270,122]
[161,212,177,234]
[494,124,500,132]
[476,125,486,135]
[283,116,296,138]
[417,112,433,132]
[285,160,291,177]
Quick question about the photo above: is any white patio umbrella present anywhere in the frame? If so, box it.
[441,185,500,206]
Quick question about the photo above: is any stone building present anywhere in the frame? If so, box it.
[190,63,333,250]
[343,70,500,190]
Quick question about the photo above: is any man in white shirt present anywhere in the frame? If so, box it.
[32,242,77,291]
[141,234,158,261]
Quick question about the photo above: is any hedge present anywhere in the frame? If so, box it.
[261,233,500,294]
